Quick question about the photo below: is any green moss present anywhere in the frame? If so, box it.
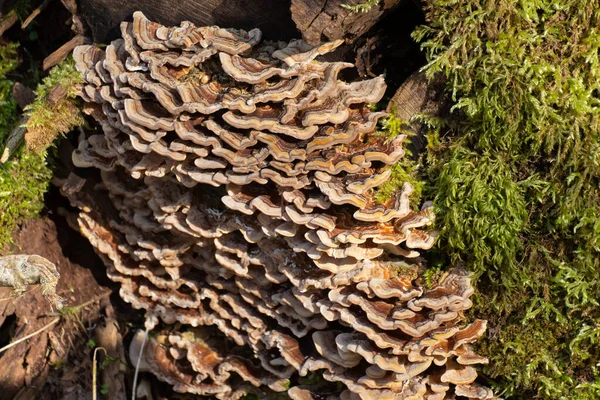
[341,0,380,13]
[428,146,528,282]
[298,370,327,386]
[374,162,423,205]
[419,265,444,289]
[0,44,19,128]
[240,387,293,400]
[0,150,51,249]
[386,261,418,280]
[413,0,600,398]
[0,43,51,250]
[24,56,83,153]
[372,112,423,206]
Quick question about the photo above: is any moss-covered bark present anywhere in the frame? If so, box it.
[0,0,83,250]
[24,57,83,153]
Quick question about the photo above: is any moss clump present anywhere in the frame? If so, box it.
[418,265,444,289]
[0,149,51,250]
[387,262,419,280]
[24,57,83,153]
[0,44,51,250]
[0,44,19,125]
[373,112,423,206]
[341,0,380,13]
[413,1,600,398]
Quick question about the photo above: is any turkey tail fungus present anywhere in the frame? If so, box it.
[59,12,493,399]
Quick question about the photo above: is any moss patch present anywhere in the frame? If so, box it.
[341,0,380,13]
[413,0,600,398]
[0,43,51,250]
[24,56,83,153]
[372,112,423,206]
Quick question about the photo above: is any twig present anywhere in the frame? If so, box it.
[0,317,59,354]
[42,34,89,70]
[0,115,28,164]
[0,290,112,364]
[50,290,112,332]
[21,0,52,29]
[49,290,112,317]
[92,347,107,400]
[71,290,112,311]
[131,327,149,400]
[0,11,18,37]
[0,285,38,302]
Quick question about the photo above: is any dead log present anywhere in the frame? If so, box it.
[77,0,300,43]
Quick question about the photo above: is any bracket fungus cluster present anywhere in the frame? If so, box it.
[60,11,493,399]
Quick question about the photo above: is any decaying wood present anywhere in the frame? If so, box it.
[58,0,86,35]
[60,0,78,16]
[46,84,68,105]
[78,0,299,43]
[0,254,64,309]
[386,71,449,156]
[0,317,60,354]
[355,35,381,78]
[12,82,36,109]
[291,0,402,44]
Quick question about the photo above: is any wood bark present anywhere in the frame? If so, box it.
[78,0,300,43]
[386,71,450,157]
[78,0,399,45]
[291,0,401,44]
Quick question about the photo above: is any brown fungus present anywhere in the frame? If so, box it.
[62,11,493,400]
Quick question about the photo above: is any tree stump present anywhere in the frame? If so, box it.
[291,0,402,44]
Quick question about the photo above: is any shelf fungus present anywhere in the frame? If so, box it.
[61,11,493,399]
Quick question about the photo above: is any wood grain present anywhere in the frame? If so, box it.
[291,0,401,44]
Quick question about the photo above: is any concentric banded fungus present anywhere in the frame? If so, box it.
[62,11,493,399]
